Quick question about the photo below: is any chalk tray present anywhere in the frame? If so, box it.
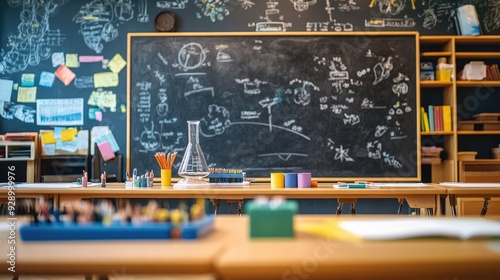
[20,215,215,241]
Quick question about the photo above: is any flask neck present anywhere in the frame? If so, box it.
[187,120,200,144]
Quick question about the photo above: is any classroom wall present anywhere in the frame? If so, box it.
[1,0,499,191]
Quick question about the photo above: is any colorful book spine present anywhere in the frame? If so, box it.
[443,105,452,132]
[428,105,434,132]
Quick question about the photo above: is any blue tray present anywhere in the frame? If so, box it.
[21,215,214,241]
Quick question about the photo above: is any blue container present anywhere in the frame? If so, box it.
[284,173,298,188]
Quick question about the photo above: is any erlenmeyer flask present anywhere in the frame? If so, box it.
[177,120,209,186]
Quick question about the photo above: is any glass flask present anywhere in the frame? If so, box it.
[177,120,210,186]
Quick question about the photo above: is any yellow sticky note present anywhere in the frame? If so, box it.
[108,53,127,73]
[41,131,57,144]
[66,54,80,68]
[94,72,119,88]
[17,87,37,102]
[61,129,75,142]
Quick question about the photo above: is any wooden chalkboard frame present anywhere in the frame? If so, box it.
[127,32,421,182]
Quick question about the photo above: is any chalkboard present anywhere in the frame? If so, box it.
[128,32,420,181]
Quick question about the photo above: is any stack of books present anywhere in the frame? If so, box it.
[421,146,443,164]
[420,105,452,132]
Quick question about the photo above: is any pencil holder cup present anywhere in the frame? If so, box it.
[147,177,154,188]
[297,173,312,188]
[161,169,172,188]
[271,172,285,189]
[284,173,298,188]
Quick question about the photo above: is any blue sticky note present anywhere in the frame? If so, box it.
[39,71,56,88]
[21,73,35,87]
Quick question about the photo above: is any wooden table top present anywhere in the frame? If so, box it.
[2,183,446,199]
[3,215,500,279]
[435,183,500,196]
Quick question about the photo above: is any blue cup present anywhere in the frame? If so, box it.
[284,173,298,188]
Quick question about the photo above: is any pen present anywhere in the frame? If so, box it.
[133,168,137,181]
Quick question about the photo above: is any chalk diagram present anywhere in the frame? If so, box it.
[327,139,354,163]
[140,121,161,151]
[156,88,169,117]
[369,0,414,15]
[372,56,393,85]
[137,0,149,22]
[157,0,188,9]
[239,0,255,10]
[73,0,136,54]
[306,0,354,32]
[250,0,292,32]
[418,0,439,30]
[484,0,500,32]
[0,0,66,74]
[290,0,317,12]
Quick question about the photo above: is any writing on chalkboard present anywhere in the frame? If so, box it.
[127,32,420,180]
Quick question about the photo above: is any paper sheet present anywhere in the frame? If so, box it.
[439,182,500,188]
[0,79,14,101]
[17,87,37,102]
[94,72,118,88]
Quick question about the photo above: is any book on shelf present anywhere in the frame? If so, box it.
[443,105,452,132]
[428,105,434,132]
[456,4,482,36]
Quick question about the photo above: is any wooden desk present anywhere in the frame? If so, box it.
[3,216,500,279]
[459,160,500,182]
[437,183,500,216]
[0,183,445,215]
[215,216,500,280]
[0,216,242,277]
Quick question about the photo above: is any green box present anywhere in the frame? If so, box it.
[246,200,298,238]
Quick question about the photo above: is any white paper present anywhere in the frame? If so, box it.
[338,218,500,240]
[0,183,82,188]
[440,182,500,188]
[0,79,13,101]
[36,98,84,126]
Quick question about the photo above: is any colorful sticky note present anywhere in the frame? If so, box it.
[66,54,80,68]
[60,128,76,142]
[52,52,65,67]
[88,108,100,120]
[39,71,56,87]
[41,131,57,144]
[21,74,35,87]
[79,55,104,63]
[94,72,118,88]
[17,87,37,102]
[95,111,103,121]
[108,53,127,73]
[55,65,76,86]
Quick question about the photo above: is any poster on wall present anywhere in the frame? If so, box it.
[36,98,84,126]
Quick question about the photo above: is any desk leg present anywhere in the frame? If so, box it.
[350,203,356,215]
[237,200,243,217]
[397,198,405,215]
[211,199,221,215]
[481,197,491,216]
[426,208,433,216]
[449,194,457,217]
[336,203,343,215]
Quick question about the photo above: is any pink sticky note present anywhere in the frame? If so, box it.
[95,111,102,121]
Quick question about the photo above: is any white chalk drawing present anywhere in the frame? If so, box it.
[306,0,354,31]
[357,67,371,78]
[115,0,134,21]
[367,140,382,159]
[366,49,375,57]
[288,79,319,106]
[239,0,255,9]
[156,88,169,117]
[392,73,409,97]
[372,56,393,85]
[0,0,67,74]
[290,0,317,12]
[419,1,439,30]
[369,0,415,15]
[258,152,308,161]
[361,98,386,109]
[136,81,152,123]
[216,45,233,62]
[250,0,292,32]
[73,0,134,53]
[174,72,215,100]
[158,52,169,65]
[241,111,261,119]
[178,43,207,71]
[200,104,232,136]
[484,0,500,32]
[235,78,267,95]
[258,96,279,132]
[334,145,354,162]
[383,152,402,168]
[343,113,360,125]
[73,0,117,53]
[154,70,166,85]
[157,0,188,9]
[374,125,388,137]
[137,0,149,22]
[140,121,161,151]
[195,0,231,22]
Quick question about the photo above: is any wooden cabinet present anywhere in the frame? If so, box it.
[419,36,500,182]
[0,141,35,182]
